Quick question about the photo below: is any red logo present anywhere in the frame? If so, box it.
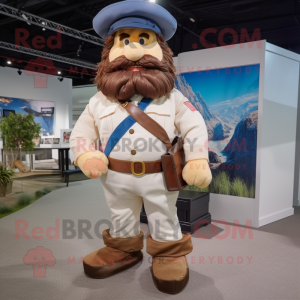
[83,157,107,177]
[183,101,197,111]
[24,57,57,88]
[23,246,56,277]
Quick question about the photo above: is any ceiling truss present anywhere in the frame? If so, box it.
[0,41,97,70]
[0,3,105,46]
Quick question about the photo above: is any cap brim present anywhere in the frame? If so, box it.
[93,0,177,41]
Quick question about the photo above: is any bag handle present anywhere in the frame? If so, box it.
[122,102,173,150]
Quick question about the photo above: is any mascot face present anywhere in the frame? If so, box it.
[109,28,163,62]
[94,28,177,101]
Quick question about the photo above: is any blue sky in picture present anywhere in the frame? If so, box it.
[180,64,260,109]
[0,96,54,135]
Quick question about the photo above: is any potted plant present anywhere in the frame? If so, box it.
[0,165,15,197]
[0,112,41,170]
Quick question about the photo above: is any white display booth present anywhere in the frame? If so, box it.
[174,40,299,227]
[0,66,74,166]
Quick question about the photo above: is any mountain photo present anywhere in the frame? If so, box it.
[175,64,260,198]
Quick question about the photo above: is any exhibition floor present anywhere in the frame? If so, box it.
[0,172,88,207]
[0,179,299,300]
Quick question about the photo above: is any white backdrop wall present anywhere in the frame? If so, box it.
[0,66,73,161]
[260,43,299,223]
[72,84,98,126]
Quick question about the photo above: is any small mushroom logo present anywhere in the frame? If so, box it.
[23,246,56,277]
[83,157,107,178]
[24,57,57,88]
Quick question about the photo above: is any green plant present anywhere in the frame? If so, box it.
[35,187,51,196]
[0,165,14,185]
[0,205,13,214]
[17,193,33,206]
[42,187,51,194]
[0,112,41,151]
[0,191,46,219]
[35,190,44,197]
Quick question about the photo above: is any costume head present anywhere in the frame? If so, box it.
[92,0,178,101]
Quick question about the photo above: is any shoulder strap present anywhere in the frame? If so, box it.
[103,98,153,157]
[122,102,172,149]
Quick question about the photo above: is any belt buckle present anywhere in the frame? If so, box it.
[131,161,145,176]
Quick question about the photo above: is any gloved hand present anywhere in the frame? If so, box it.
[182,158,212,188]
[76,151,109,179]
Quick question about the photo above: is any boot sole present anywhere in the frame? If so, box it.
[83,251,143,279]
[150,266,189,294]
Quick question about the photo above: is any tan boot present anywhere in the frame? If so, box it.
[147,233,193,294]
[83,229,144,278]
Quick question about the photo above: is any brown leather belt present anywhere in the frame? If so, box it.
[108,157,162,176]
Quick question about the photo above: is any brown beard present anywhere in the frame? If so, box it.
[94,34,177,101]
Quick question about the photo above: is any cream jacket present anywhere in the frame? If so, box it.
[70,88,208,164]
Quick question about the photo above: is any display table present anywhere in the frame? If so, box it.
[1,147,70,176]
[50,147,70,177]
[2,148,46,171]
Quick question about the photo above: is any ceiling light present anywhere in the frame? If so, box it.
[41,21,47,31]
[17,69,22,75]
[190,18,195,22]
[149,0,155,2]
[57,71,61,74]
[21,13,31,25]
[7,60,11,64]
[77,43,83,57]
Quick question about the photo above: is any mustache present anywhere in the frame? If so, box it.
[98,55,171,74]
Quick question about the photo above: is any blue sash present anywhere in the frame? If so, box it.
[103,98,153,157]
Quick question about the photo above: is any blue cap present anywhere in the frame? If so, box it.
[93,0,177,41]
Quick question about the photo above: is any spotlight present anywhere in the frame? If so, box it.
[149,0,155,2]
[7,60,11,64]
[57,71,61,74]
[21,13,31,25]
[58,77,64,82]
[17,69,22,75]
[77,43,84,57]
[190,18,195,23]
[41,21,47,31]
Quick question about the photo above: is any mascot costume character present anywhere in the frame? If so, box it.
[70,0,212,294]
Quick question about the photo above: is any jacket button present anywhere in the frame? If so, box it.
[129,129,134,134]
[131,150,136,155]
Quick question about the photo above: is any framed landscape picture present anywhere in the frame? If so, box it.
[175,64,260,198]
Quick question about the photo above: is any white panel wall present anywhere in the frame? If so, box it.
[0,66,73,160]
[176,41,262,75]
[72,84,98,125]
[258,49,298,225]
